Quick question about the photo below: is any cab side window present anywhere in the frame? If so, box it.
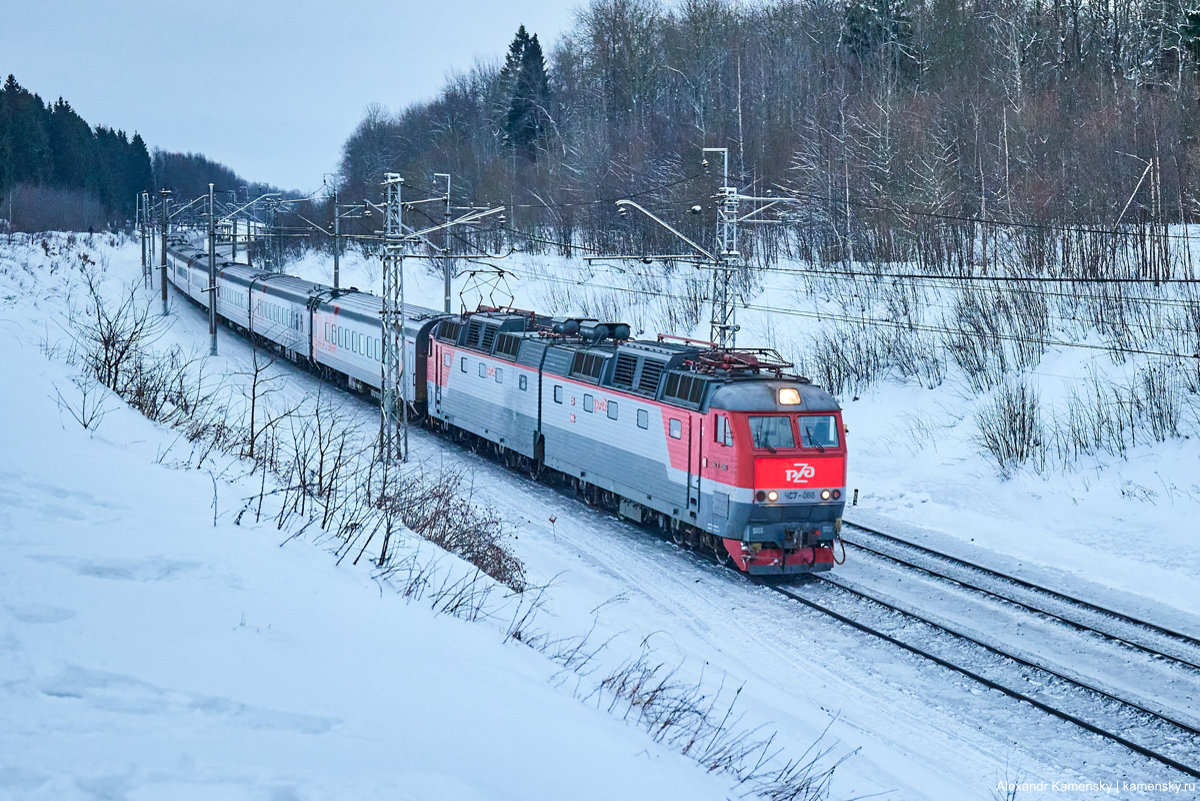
[715,415,733,446]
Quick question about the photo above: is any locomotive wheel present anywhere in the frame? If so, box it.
[671,525,687,547]
[711,536,732,567]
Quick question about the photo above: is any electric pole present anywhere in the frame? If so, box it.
[230,190,238,261]
[208,183,218,355]
[435,172,452,313]
[160,189,171,317]
[138,192,148,286]
[610,146,777,351]
[381,174,408,463]
[332,185,340,291]
[703,147,739,350]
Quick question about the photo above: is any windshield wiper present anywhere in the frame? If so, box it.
[805,426,825,454]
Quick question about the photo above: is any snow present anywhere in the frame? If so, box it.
[0,236,734,800]
[4,233,1199,800]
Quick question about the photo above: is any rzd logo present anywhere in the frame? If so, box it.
[785,462,816,484]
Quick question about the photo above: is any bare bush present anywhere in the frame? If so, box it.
[50,375,111,431]
[587,653,846,800]
[975,380,1045,476]
[1050,363,1186,465]
[68,268,165,391]
[947,287,1009,393]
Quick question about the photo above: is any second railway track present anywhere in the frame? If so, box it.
[840,519,1200,672]
[772,575,1200,780]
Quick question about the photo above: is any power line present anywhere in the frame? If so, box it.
[400,169,711,212]
[502,221,1200,291]
[572,259,1200,342]
[499,265,1199,362]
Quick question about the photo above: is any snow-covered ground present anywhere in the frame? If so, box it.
[3,233,1199,800]
[0,236,739,801]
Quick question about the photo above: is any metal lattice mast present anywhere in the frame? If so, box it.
[380,173,408,463]
[138,192,147,283]
[160,190,171,317]
[207,183,218,356]
[704,147,739,350]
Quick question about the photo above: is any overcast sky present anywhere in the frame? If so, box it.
[2,1,578,192]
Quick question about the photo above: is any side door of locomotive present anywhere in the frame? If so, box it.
[433,338,445,414]
[686,414,702,518]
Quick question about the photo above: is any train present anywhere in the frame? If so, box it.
[164,238,848,575]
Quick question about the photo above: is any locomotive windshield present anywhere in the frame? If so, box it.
[748,415,795,451]
[799,415,840,450]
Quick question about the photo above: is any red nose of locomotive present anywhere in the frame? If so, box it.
[752,452,846,505]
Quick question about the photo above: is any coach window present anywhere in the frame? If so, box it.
[479,363,487,378]
[637,409,649,429]
[669,418,682,439]
[607,401,619,421]
[519,375,528,391]
[554,385,563,404]
[584,394,594,412]
[495,367,503,383]
[460,357,467,373]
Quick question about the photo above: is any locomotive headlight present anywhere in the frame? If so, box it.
[820,489,831,500]
[766,490,778,502]
[778,387,801,405]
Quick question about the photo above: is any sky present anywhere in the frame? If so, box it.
[1,1,578,192]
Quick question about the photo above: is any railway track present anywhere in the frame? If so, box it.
[773,578,1200,779]
[840,519,1200,672]
[769,523,1200,781]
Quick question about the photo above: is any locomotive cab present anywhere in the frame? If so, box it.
[708,379,846,574]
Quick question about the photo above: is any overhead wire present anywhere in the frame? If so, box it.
[497,264,1200,362]
[247,174,1200,354]
[569,258,1200,343]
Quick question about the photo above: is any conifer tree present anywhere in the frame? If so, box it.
[48,98,95,189]
[499,26,552,162]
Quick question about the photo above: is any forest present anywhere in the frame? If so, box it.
[0,74,272,232]
[335,0,1200,271]
[0,75,152,231]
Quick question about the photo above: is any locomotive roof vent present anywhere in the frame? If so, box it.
[579,321,631,342]
[550,317,631,342]
[550,316,585,336]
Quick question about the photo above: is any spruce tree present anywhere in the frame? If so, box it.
[0,76,53,188]
[499,26,551,162]
[48,98,95,189]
